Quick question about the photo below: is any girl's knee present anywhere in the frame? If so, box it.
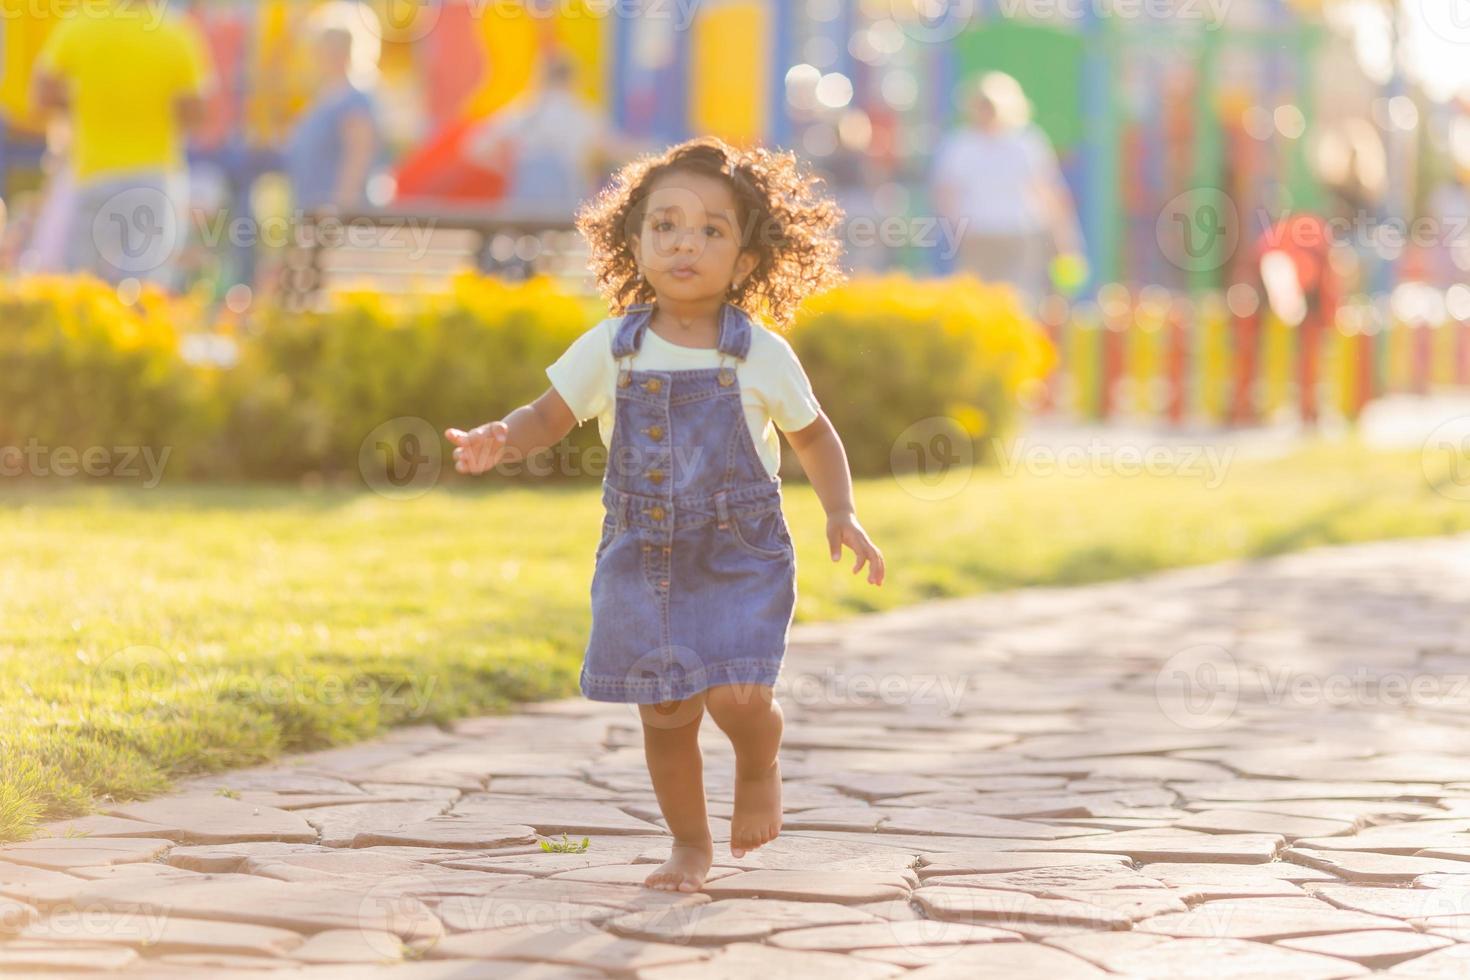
[639,694,705,735]
[705,684,779,729]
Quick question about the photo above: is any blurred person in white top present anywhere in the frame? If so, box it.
[931,71,1085,314]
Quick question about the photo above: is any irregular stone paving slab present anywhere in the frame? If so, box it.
[449,799,664,836]
[633,940,904,979]
[428,926,712,971]
[1313,883,1470,920]
[445,836,678,875]
[165,842,332,873]
[766,920,1021,951]
[1138,862,1330,900]
[0,838,173,871]
[288,929,403,964]
[547,865,744,887]
[0,945,142,972]
[1095,937,1370,978]
[926,863,1166,895]
[19,912,304,957]
[915,852,1132,879]
[914,886,1133,930]
[850,943,1024,968]
[1293,820,1470,854]
[1287,847,1470,883]
[1010,829,1284,863]
[68,864,198,882]
[697,870,911,903]
[636,836,922,874]
[1172,780,1443,802]
[607,898,880,944]
[29,816,182,841]
[1388,946,1470,976]
[1133,896,1411,940]
[351,819,539,850]
[1277,930,1455,969]
[106,797,317,844]
[899,941,1109,978]
[25,875,444,943]
[432,894,629,934]
[1176,809,1353,840]
[1182,799,1442,823]
[1416,847,1470,862]
[876,809,1102,840]
[303,802,450,848]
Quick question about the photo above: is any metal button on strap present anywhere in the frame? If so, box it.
[643,378,662,393]
[718,368,735,386]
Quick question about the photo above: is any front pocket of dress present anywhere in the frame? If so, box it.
[727,508,792,560]
[595,513,619,562]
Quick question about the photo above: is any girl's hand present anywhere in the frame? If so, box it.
[827,511,884,586]
[444,421,509,475]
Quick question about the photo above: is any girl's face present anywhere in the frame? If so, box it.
[630,170,758,306]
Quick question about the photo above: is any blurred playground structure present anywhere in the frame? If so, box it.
[1,0,1469,430]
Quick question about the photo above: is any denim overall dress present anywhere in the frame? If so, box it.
[581,301,798,703]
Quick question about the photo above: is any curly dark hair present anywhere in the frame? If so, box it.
[574,135,846,328]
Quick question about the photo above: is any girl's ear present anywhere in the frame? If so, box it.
[735,249,759,285]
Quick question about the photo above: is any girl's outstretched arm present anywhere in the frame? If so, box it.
[785,412,885,586]
[444,387,579,476]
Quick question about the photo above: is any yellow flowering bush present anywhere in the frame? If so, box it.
[0,277,212,473]
[0,272,1054,482]
[787,275,1056,475]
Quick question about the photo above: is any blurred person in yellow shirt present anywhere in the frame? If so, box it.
[32,1,213,288]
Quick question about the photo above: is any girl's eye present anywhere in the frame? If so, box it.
[704,226,721,237]
[653,220,673,232]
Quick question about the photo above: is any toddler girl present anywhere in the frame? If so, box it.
[445,136,885,892]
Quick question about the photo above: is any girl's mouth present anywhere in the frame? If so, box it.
[670,267,697,279]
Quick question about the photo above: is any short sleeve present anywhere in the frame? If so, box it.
[545,322,614,424]
[764,336,822,433]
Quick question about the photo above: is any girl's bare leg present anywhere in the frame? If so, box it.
[705,683,783,858]
[639,693,714,891]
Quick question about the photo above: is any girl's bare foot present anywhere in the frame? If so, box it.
[644,839,714,892]
[729,758,782,858]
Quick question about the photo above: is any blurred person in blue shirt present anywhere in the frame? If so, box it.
[284,2,383,214]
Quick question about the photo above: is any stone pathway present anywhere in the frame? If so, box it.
[5,534,1470,978]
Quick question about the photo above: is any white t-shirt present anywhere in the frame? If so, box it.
[931,124,1061,235]
[546,317,823,478]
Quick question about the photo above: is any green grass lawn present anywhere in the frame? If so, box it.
[3,438,1468,841]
